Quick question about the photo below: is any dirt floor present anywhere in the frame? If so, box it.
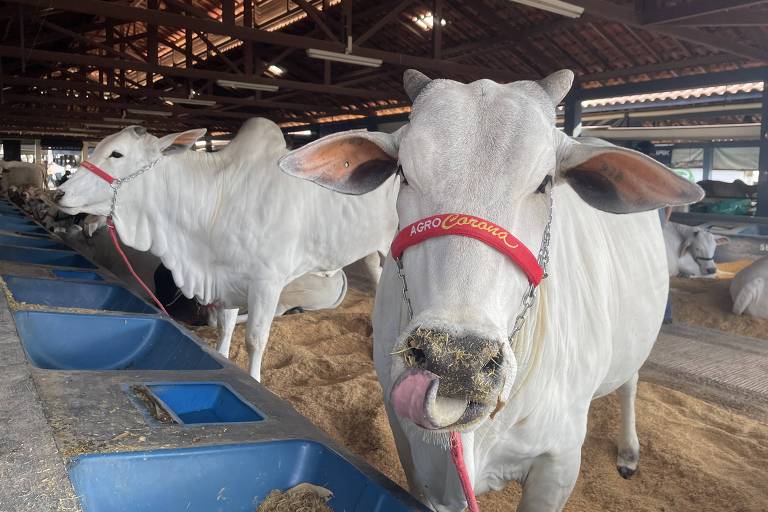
[669,259,768,341]
[193,270,768,512]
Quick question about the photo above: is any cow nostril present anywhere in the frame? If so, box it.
[482,350,503,373]
[404,347,426,368]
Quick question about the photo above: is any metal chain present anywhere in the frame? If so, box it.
[509,185,554,342]
[108,158,160,218]
[396,182,555,342]
[396,258,415,320]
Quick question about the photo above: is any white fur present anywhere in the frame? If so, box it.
[731,256,768,318]
[58,118,398,379]
[280,70,702,511]
[662,221,726,277]
[0,161,46,191]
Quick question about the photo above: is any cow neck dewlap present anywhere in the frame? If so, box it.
[111,149,244,303]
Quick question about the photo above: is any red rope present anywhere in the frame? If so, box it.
[450,432,480,512]
[106,218,169,316]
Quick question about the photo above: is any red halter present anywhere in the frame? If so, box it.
[77,160,169,316]
[390,213,546,512]
[391,213,543,285]
[80,161,116,185]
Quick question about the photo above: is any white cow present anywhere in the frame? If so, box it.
[731,256,768,319]
[64,215,349,321]
[662,221,728,277]
[279,69,702,511]
[0,161,46,191]
[57,118,397,380]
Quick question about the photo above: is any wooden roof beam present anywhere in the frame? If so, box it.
[641,0,768,25]
[569,0,768,62]
[0,45,400,100]
[663,9,768,27]
[4,0,524,81]
[0,76,347,113]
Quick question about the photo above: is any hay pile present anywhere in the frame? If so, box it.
[193,280,768,511]
[256,484,333,512]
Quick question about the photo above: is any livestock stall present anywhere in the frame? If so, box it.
[1,1,768,511]
[0,198,426,511]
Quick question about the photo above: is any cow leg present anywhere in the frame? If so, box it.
[215,307,239,358]
[363,251,383,284]
[244,284,282,381]
[518,449,581,512]
[616,372,640,479]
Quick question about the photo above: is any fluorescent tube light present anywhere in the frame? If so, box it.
[103,117,143,123]
[508,0,583,18]
[306,48,382,68]
[266,64,286,77]
[215,79,279,92]
[126,108,173,117]
[85,123,125,129]
[68,127,101,133]
[160,97,217,106]
[287,130,313,136]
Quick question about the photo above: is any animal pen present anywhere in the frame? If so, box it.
[0,1,767,512]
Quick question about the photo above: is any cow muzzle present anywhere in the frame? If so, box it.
[390,326,505,430]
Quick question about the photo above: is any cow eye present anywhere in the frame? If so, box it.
[536,175,552,194]
[110,151,123,159]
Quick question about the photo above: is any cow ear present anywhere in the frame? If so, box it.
[158,128,207,155]
[557,134,704,214]
[278,129,400,195]
[715,235,730,246]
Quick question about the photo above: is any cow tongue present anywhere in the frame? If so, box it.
[390,369,468,429]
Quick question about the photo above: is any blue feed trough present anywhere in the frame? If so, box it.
[51,269,104,281]
[0,234,69,250]
[0,245,96,268]
[0,218,48,234]
[3,275,155,314]
[0,211,27,218]
[143,382,264,425]
[13,311,221,370]
[69,440,416,512]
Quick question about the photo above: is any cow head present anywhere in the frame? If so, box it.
[57,126,205,216]
[279,70,703,432]
[680,228,729,275]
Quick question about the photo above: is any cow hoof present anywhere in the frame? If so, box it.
[617,465,636,479]
[284,306,305,315]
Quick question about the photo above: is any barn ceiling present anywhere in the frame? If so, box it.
[0,0,766,140]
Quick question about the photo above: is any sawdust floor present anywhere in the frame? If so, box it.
[671,259,768,341]
[193,287,768,512]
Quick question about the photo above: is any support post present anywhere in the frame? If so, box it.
[222,0,235,25]
[243,0,253,74]
[702,144,713,181]
[33,138,41,164]
[757,79,768,217]
[564,90,582,137]
[432,0,443,59]
[147,0,159,85]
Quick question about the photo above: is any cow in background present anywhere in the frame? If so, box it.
[731,256,768,319]
[663,221,729,277]
[57,118,396,380]
[0,161,46,192]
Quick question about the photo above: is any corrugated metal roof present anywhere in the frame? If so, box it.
[582,82,764,108]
